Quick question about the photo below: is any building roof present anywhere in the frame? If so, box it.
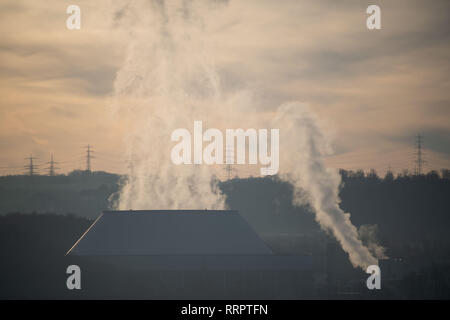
[67,210,273,256]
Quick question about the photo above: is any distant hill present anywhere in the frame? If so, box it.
[0,170,120,219]
[0,169,449,245]
[1,169,450,298]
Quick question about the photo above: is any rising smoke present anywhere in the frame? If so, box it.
[109,0,382,269]
[109,0,227,210]
[272,102,381,268]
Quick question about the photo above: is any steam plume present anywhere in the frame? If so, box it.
[109,0,226,210]
[272,102,379,268]
[109,0,382,268]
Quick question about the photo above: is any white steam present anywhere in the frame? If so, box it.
[109,0,382,268]
[109,0,227,210]
[272,102,379,268]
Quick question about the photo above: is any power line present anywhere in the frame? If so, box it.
[24,154,39,176]
[45,154,60,176]
[85,144,94,173]
[414,134,426,175]
[224,145,236,180]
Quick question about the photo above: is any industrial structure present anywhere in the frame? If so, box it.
[67,210,272,256]
[66,210,313,298]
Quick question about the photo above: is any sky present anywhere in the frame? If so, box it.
[0,0,449,177]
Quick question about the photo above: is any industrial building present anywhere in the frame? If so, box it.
[66,210,313,298]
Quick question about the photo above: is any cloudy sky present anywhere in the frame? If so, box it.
[0,0,449,176]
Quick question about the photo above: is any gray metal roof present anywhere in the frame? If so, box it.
[67,210,273,256]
